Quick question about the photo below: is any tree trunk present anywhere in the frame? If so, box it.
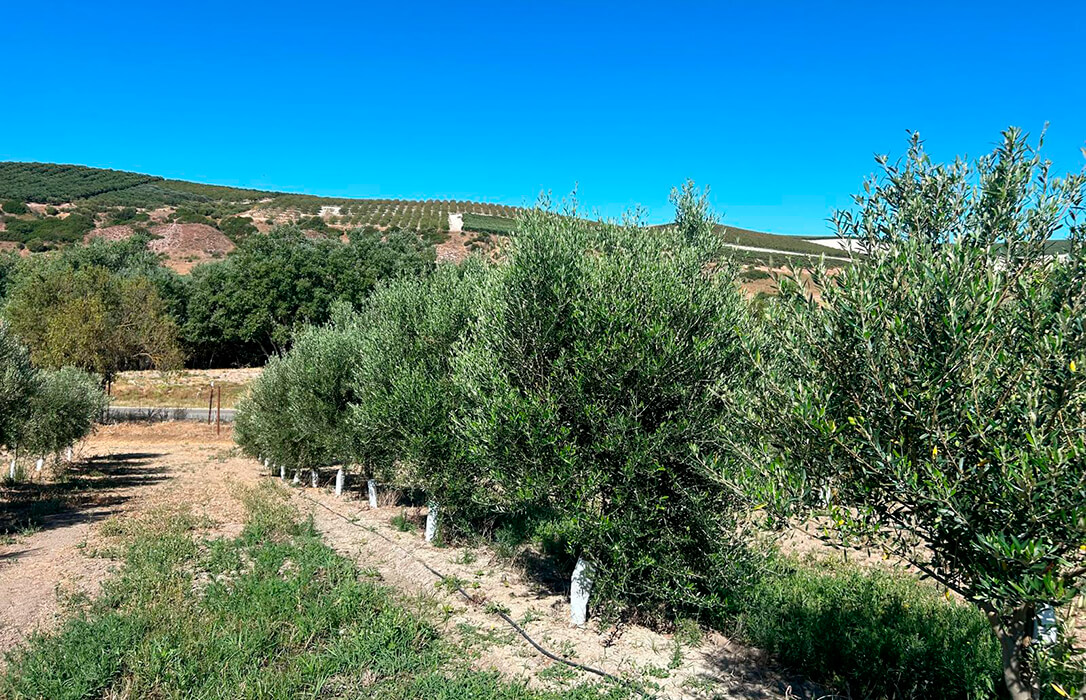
[987,603,1039,700]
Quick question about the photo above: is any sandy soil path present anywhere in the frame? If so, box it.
[0,423,250,658]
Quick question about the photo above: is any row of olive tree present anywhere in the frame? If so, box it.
[235,130,1085,699]
[0,324,107,478]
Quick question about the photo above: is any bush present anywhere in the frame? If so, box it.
[218,215,257,243]
[451,185,769,620]
[235,304,363,472]
[738,558,1000,699]
[0,324,36,454]
[349,261,490,496]
[0,213,95,244]
[1,199,28,215]
[20,367,107,458]
[761,128,1086,699]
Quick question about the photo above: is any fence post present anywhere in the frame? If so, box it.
[216,386,221,435]
[207,383,214,424]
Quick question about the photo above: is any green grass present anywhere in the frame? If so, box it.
[734,556,1001,699]
[1,482,628,700]
[462,212,518,235]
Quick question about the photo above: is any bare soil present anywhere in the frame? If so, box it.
[0,423,248,659]
[296,479,815,698]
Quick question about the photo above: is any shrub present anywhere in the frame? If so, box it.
[20,367,107,459]
[0,324,36,455]
[1,199,28,215]
[348,261,490,497]
[762,129,1086,699]
[738,557,1000,699]
[218,215,257,243]
[451,185,769,621]
[235,304,364,472]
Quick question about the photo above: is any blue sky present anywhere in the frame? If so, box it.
[3,1,1084,236]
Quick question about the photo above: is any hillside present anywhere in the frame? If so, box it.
[0,161,836,269]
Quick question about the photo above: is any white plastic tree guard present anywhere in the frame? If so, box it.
[35,457,44,472]
[367,479,378,509]
[263,458,270,471]
[1037,604,1058,646]
[334,467,345,497]
[66,446,73,462]
[279,464,286,480]
[8,459,15,480]
[292,470,300,485]
[310,469,319,488]
[425,502,439,543]
[570,557,595,626]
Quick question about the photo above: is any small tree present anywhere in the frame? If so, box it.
[764,129,1086,700]
[453,187,768,620]
[0,324,37,462]
[3,265,183,382]
[348,261,489,510]
[21,367,107,462]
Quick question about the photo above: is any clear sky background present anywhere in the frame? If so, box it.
[2,1,1084,236]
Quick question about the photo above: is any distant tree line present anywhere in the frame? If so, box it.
[0,224,435,373]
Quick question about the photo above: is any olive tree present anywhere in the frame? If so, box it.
[763,129,1086,700]
[235,305,365,485]
[21,367,107,464]
[0,323,36,469]
[348,261,489,509]
[452,186,769,620]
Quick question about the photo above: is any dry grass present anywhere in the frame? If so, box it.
[109,368,260,409]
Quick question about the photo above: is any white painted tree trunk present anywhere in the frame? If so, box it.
[367,479,378,509]
[292,470,300,485]
[570,557,595,626]
[425,502,439,543]
[334,467,344,496]
[279,464,286,480]
[310,469,318,488]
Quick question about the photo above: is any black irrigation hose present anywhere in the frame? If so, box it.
[290,484,652,696]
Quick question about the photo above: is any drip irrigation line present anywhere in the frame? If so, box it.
[290,485,654,697]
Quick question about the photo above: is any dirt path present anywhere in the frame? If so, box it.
[0,423,251,658]
[294,478,812,699]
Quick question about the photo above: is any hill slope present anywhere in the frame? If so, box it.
[0,161,834,266]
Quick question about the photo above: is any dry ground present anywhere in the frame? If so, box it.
[0,423,814,698]
[110,367,261,409]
